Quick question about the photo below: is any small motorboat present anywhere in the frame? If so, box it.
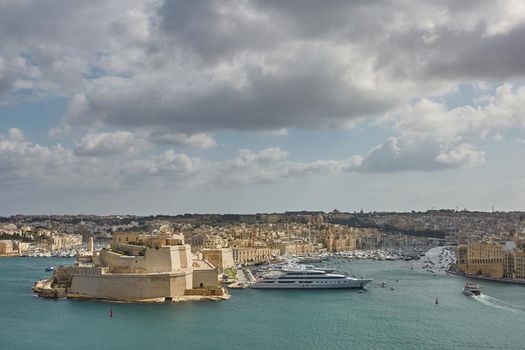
[45,266,54,272]
[227,282,246,289]
[463,281,481,296]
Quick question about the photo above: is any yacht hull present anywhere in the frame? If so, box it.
[251,279,372,289]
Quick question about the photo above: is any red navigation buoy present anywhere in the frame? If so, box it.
[109,308,113,317]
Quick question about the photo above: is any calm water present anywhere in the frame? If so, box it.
[1,247,524,350]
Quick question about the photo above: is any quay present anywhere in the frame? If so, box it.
[446,264,525,285]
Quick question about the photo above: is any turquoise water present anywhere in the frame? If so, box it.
[1,248,525,350]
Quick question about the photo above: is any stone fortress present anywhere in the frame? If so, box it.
[34,225,228,302]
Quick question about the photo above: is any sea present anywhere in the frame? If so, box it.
[1,247,524,350]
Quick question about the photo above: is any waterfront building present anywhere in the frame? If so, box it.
[324,227,357,252]
[200,248,235,270]
[202,235,228,249]
[514,250,525,279]
[232,246,274,265]
[47,234,83,251]
[189,233,207,248]
[276,241,315,255]
[457,241,504,278]
[503,250,515,278]
[0,240,16,255]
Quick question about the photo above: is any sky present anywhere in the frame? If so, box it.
[1,0,525,215]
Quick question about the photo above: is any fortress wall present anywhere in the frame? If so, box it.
[176,245,192,270]
[69,272,191,301]
[143,245,192,272]
[192,269,219,288]
[100,250,147,273]
[170,273,191,296]
[144,247,173,272]
[99,245,193,274]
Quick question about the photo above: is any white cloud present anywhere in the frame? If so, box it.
[263,128,289,136]
[0,128,91,187]
[0,129,356,191]
[435,143,486,167]
[0,125,492,206]
[146,131,217,149]
[493,132,504,141]
[350,137,485,173]
[2,0,525,208]
[4,0,525,131]
[72,129,218,155]
[357,83,525,173]
[392,84,525,140]
[74,131,147,156]
[482,0,525,37]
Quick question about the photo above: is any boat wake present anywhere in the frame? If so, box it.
[473,294,525,314]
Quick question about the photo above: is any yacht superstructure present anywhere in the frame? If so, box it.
[251,267,371,289]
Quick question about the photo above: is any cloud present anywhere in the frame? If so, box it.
[74,131,147,156]
[2,0,525,190]
[351,137,485,173]
[0,130,311,190]
[0,127,490,197]
[146,131,217,149]
[0,123,494,209]
[3,0,525,132]
[435,143,486,167]
[72,130,218,156]
[350,83,525,173]
[493,132,504,141]
[0,128,75,186]
[0,128,127,190]
[0,0,154,100]
[0,128,354,191]
[62,44,404,132]
[61,1,525,132]
[263,128,289,136]
[389,83,525,140]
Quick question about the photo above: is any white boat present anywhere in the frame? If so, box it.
[251,267,372,289]
[463,282,481,296]
[227,282,247,289]
[296,256,323,263]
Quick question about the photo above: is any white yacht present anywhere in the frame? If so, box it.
[251,267,372,289]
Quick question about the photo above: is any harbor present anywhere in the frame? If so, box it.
[2,246,525,350]
[224,246,453,289]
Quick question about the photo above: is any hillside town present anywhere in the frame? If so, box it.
[3,210,525,284]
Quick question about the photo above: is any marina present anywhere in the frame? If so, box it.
[2,246,525,349]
